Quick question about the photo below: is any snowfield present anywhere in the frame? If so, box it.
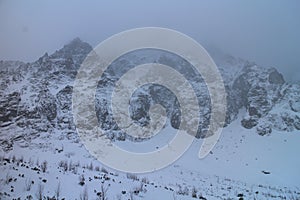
[1,110,299,200]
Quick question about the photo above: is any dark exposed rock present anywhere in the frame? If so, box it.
[50,37,92,65]
[289,100,300,112]
[1,140,13,152]
[294,116,300,130]
[37,90,57,121]
[0,92,21,124]
[56,85,73,111]
[233,65,287,130]
[256,124,272,136]
[268,69,285,84]
[241,117,258,129]
[262,170,271,174]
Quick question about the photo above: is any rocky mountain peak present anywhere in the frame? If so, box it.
[50,37,93,64]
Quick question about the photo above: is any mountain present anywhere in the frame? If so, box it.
[0,38,299,199]
[0,38,299,147]
[0,38,90,151]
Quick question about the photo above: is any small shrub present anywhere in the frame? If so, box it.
[55,181,61,200]
[101,167,108,174]
[35,183,44,200]
[141,177,149,184]
[26,195,33,200]
[75,161,80,167]
[173,192,177,200]
[29,158,33,165]
[79,174,85,186]
[191,186,197,198]
[5,173,12,184]
[12,155,16,163]
[80,186,88,200]
[97,184,108,200]
[129,191,134,200]
[41,161,47,173]
[19,156,24,163]
[25,178,32,191]
[135,182,145,193]
[177,185,189,196]
[58,160,68,171]
[68,160,73,171]
[127,173,138,181]
[87,162,93,171]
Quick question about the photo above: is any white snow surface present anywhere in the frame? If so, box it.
[0,109,299,199]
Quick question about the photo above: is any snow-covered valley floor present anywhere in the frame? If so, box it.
[0,111,299,200]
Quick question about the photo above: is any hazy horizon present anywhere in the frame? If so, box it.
[0,0,299,82]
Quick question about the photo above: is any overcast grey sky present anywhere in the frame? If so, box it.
[0,0,299,82]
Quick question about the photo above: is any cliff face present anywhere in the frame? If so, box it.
[0,38,299,151]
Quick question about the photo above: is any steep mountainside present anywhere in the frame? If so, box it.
[0,38,299,151]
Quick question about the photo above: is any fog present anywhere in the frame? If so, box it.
[0,0,299,82]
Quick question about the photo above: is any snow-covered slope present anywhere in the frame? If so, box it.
[0,115,299,199]
[0,38,299,199]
